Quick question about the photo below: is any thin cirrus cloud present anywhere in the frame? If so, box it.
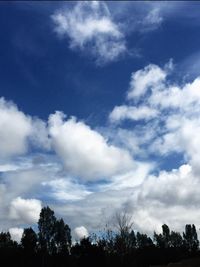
[42,178,92,201]
[51,1,165,65]
[51,1,126,65]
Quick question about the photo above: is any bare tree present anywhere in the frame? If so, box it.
[114,211,134,236]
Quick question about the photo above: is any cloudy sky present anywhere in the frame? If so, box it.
[1,1,200,242]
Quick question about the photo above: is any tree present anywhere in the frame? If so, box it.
[183,224,199,252]
[38,206,72,255]
[154,224,171,248]
[162,224,170,248]
[114,211,133,236]
[154,232,165,248]
[54,218,71,254]
[21,227,38,253]
[170,231,183,248]
[136,232,153,249]
[38,206,57,254]
[113,211,134,254]
[0,232,14,248]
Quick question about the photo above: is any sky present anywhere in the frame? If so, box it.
[1,1,200,242]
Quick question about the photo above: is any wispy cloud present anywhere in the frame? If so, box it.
[51,1,126,65]
[50,2,167,65]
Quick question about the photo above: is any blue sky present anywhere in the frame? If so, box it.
[1,1,200,241]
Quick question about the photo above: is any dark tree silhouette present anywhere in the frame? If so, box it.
[54,218,71,254]
[183,224,199,252]
[21,227,37,253]
[170,231,183,248]
[154,224,171,248]
[162,224,170,248]
[0,232,15,248]
[0,207,200,267]
[38,206,57,254]
[136,232,153,248]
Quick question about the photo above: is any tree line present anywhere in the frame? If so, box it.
[0,206,200,267]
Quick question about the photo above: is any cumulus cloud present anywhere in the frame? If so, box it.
[130,164,200,233]
[9,197,42,224]
[74,226,89,240]
[0,98,32,158]
[48,112,134,180]
[9,227,23,243]
[104,60,200,233]
[109,60,200,170]
[51,1,126,64]
[31,118,51,151]
[0,97,52,160]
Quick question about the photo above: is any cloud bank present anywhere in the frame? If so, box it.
[2,60,200,236]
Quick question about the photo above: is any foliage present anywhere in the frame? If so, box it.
[1,207,200,267]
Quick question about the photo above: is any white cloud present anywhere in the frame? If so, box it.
[102,162,153,191]
[3,58,200,236]
[9,197,42,224]
[48,162,200,235]
[42,178,91,201]
[0,98,32,158]
[127,64,167,100]
[74,226,89,240]
[104,60,200,233]
[130,164,200,233]
[143,8,163,29]
[149,77,200,110]
[31,118,51,151]
[48,112,134,180]
[0,97,52,160]
[0,163,21,172]
[109,105,158,124]
[51,1,126,64]
[9,227,23,243]
[109,61,200,173]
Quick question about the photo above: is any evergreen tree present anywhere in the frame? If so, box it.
[21,227,38,253]
[54,218,71,254]
[0,232,14,248]
[183,224,199,252]
[38,206,57,254]
[136,232,153,248]
[162,224,170,248]
[170,231,183,248]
